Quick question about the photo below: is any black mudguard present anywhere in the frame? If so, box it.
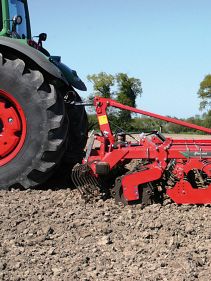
[50,56,87,91]
[0,37,68,85]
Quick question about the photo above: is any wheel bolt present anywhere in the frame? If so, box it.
[8,118,13,123]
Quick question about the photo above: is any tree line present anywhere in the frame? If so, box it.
[87,72,211,134]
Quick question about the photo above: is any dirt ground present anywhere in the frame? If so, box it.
[1,134,211,281]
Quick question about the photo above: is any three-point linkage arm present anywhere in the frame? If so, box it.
[94,96,211,135]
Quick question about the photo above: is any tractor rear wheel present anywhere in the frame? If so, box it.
[0,53,68,189]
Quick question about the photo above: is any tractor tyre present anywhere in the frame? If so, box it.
[64,91,88,165]
[0,53,68,189]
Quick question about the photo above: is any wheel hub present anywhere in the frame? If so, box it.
[0,90,26,166]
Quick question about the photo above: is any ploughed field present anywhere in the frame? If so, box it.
[1,134,211,281]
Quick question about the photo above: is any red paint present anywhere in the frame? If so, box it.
[0,89,27,166]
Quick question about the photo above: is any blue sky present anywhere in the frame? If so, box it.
[28,0,211,118]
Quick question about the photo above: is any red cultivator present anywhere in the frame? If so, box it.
[72,97,211,206]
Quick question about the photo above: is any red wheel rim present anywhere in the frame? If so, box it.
[0,89,27,166]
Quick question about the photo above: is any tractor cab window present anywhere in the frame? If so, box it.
[9,0,27,39]
[0,2,2,31]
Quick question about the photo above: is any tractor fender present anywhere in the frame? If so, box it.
[0,37,68,85]
[50,57,87,91]
[58,62,87,91]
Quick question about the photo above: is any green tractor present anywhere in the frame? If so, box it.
[0,0,88,188]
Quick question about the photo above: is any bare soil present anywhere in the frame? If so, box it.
[1,134,211,281]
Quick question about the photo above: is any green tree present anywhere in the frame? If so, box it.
[198,74,211,110]
[116,73,142,107]
[115,73,142,128]
[203,110,211,128]
[87,72,114,98]
[87,72,142,130]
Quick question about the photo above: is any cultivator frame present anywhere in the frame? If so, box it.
[72,97,211,206]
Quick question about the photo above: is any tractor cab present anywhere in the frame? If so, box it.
[0,0,49,53]
[0,0,31,39]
